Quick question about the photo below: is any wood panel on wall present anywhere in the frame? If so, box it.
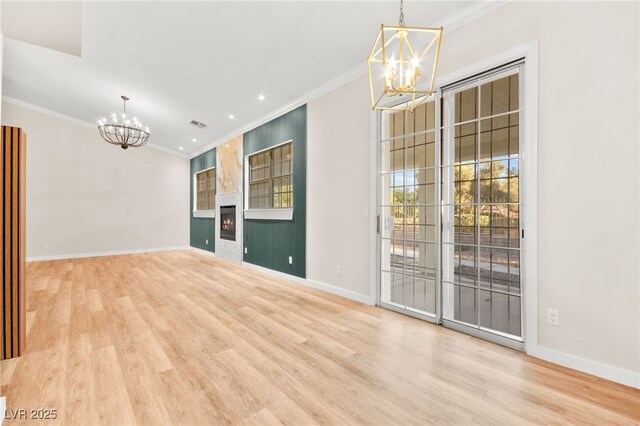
[190,148,216,253]
[1,125,26,360]
[243,105,307,278]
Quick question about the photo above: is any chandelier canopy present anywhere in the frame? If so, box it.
[97,96,150,149]
[367,0,443,111]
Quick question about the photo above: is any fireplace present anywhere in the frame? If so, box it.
[220,205,236,241]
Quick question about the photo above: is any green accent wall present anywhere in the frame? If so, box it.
[243,105,306,278]
[190,148,216,253]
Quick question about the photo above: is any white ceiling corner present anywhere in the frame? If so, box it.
[2,0,83,56]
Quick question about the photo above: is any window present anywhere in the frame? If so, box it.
[379,101,438,316]
[194,167,216,212]
[248,142,293,209]
[378,60,526,348]
[441,68,522,338]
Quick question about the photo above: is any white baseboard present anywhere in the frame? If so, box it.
[242,261,374,305]
[528,345,640,389]
[26,246,191,262]
[190,247,216,257]
[220,257,639,388]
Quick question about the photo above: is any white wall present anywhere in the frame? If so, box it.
[441,0,639,385]
[1,3,4,124]
[305,1,639,385]
[307,77,372,302]
[1,100,190,259]
[0,3,5,415]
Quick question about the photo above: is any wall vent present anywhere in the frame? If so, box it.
[190,120,207,129]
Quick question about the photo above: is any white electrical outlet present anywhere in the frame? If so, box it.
[161,237,167,244]
[205,239,209,245]
[244,247,248,254]
[43,242,49,249]
[546,308,560,326]
[336,265,342,276]
[288,256,293,265]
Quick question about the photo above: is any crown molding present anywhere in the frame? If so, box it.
[190,0,510,159]
[189,63,365,158]
[435,0,509,33]
[1,96,189,159]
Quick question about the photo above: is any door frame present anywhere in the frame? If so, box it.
[370,40,539,352]
[440,60,525,350]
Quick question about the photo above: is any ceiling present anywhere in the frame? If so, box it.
[2,1,83,56]
[2,1,475,156]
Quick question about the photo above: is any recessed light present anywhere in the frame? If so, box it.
[258,94,265,101]
[225,144,230,148]
[179,147,183,150]
[192,138,197,142]
[228,114,235,120]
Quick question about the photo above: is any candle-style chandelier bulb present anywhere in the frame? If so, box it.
[97,95,150,149]
[367,0,443,111]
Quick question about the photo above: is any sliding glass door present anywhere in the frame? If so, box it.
[379,99,439,319]
[377,62,524,346]
[441,64,524,345]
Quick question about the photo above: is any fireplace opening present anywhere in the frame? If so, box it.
[220,205,236,241]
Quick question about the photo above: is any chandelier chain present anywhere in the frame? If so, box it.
[399,0,405,26]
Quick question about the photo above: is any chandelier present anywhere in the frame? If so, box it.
[97,95,150,149]
[367,0,443,111]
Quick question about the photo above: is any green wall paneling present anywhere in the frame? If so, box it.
[243,105,306,278]
[190,148,216,253]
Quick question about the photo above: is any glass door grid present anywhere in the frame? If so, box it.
[379,100,440,319]
[441,65,523,341]
[378,62,524,344]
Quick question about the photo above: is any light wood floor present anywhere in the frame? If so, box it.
[1,251,638,425]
